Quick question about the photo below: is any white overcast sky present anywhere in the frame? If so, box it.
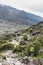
[0,0,43,17]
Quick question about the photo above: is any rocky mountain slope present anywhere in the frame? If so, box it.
[0,5,43,34]
[0,22,43,65]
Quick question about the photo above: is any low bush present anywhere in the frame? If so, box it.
[0,39,6,45]
[24,41,41,56]
[22,33,27,40]
[0,43,14,52]
[13,45,22,53]
[20,40,26,45]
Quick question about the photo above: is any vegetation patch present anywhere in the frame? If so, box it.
[0,43,14,52]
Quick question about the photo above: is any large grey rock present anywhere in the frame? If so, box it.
[21,56,29,64]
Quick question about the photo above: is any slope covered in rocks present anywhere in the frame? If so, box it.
[0,22,43,65]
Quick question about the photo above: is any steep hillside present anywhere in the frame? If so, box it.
[0,22,43,65]
[12,22,43,58]
[27,22,43,35]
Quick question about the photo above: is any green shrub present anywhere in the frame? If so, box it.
[22,33,27,40]
[24,41,41,56]
[0,43,14,52]
[20,40,26,45]
[29,28,33,33]
[0,39,6,44]
[24,45,30,56]
[4,34,11,40]
[13,45,22,53]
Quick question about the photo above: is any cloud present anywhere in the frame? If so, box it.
[0,0,43,12]
[0,0,43,17]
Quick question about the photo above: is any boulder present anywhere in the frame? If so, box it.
[21,56,29,64]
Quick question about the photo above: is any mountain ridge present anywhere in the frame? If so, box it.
[0,5,43,34]
[0,5,43,25]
